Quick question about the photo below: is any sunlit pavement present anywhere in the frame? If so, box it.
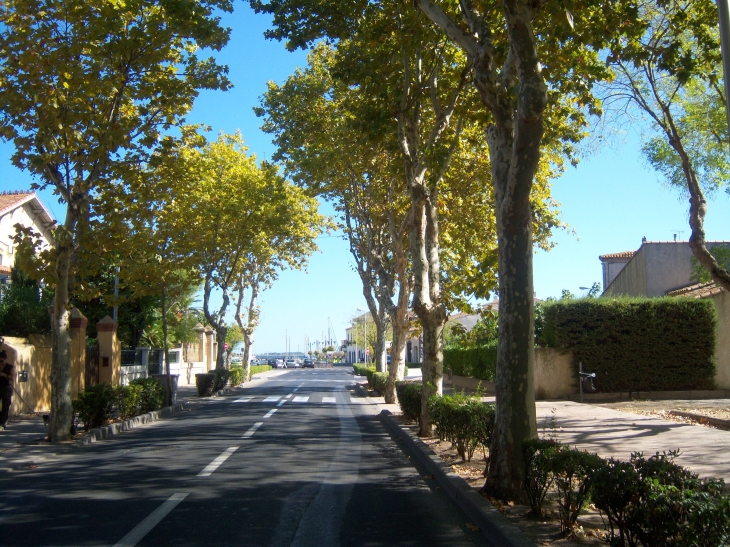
[0,366,491,547]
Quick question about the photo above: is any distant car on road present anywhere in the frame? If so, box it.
[286,359,299,368]
[302,358,314,368]
[269,358,286,368]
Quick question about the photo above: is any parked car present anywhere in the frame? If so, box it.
[286,359,299,368]
[302,358,314,368]
[269,358,286,368]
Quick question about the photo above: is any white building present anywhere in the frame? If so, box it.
[0,191,55,283]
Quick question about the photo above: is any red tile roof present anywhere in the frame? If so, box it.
[599,250,636,260]
[0,265,11,275]
[0,191,34,217]
[667,282,726,299]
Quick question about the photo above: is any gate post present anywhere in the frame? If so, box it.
[97,316,121,385]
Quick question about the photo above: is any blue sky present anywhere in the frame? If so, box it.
[1,5,729,354]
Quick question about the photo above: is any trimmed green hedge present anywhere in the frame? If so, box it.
[395,381,422,422]
[537,298,717,392]
[353,364,374,377]
[249,365,272,376]
[443,342,498,381]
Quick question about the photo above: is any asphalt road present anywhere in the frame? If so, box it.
[0,367,490,547]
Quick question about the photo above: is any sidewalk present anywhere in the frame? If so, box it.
[361,371,730,483]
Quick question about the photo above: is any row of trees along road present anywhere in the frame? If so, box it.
[251,0,635,500]
[0,1,327,442]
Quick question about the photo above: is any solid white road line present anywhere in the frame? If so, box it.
[321,397,336,403]
[263,396,281,403]
[242,422,264,438]
[113,493,189,547]
[263,409,277,418]
[233,397,254,403]
[276,400,286,407]
[197,447,239,477]
[292,396,309,403]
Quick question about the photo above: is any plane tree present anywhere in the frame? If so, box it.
[250,0,638,498]
[0,0,232,441]
[605,0,730,291]
[180,133,325,372]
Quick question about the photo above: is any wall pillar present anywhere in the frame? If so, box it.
[97,316,121,385]
[69,308,87,397]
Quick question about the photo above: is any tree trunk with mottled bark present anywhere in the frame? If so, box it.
[48,205,78,442]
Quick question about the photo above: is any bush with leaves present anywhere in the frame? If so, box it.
[195,373,216,397]
[395,381,422,422]
[115,384,143,420]
[130,377,166,413]
[353,363,374,378]
[249,365,272,376]
[443,342,497,380]
[523,438,563,517]
[551,448,603,535]
[428,394,495,461]
[229,366,244,387]
[368,371,388,395]
[72,383,116,430]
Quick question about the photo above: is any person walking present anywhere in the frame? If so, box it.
[0,350,15,431]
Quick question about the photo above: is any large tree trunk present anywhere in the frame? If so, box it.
[385,309,408,404]
[371,299,389,373]
[410,191,447,436]
[215,325,227,370]
[242,333,253,381]
[49,249,73,442]
[48,208,77,442]
[484,183,538,500]
[161,286,173,406]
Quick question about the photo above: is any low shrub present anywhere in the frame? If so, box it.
[353,364,374,377]
[395,381,422,422]
[229,366,244,387]
[249,365,272,376]
[195,373,216,397]
[590,458,643,546]
[551,447,603,535]
[522,438,562,517]
[72,383,116,430]
[371,372,388,395]
[130,377,165,413]
[637,452,730,546]
[443,342,497,380]
[428,394,495,461]
[115,383,143,420]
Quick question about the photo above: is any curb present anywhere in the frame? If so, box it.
[78,402,190,445]
[669,410,730,428]
[379,409,535,547]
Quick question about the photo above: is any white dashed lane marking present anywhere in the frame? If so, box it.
[321,397,336,403]
[263,409,277,418]
[292,396,309,403]
[233,397,254,403]
[198,447,239,477]
[113,493,190,547]
[263,396,281,403]
[242,422,264,438]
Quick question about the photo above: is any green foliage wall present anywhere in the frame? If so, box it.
[538,298,717,392]
[443,342,498,381]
